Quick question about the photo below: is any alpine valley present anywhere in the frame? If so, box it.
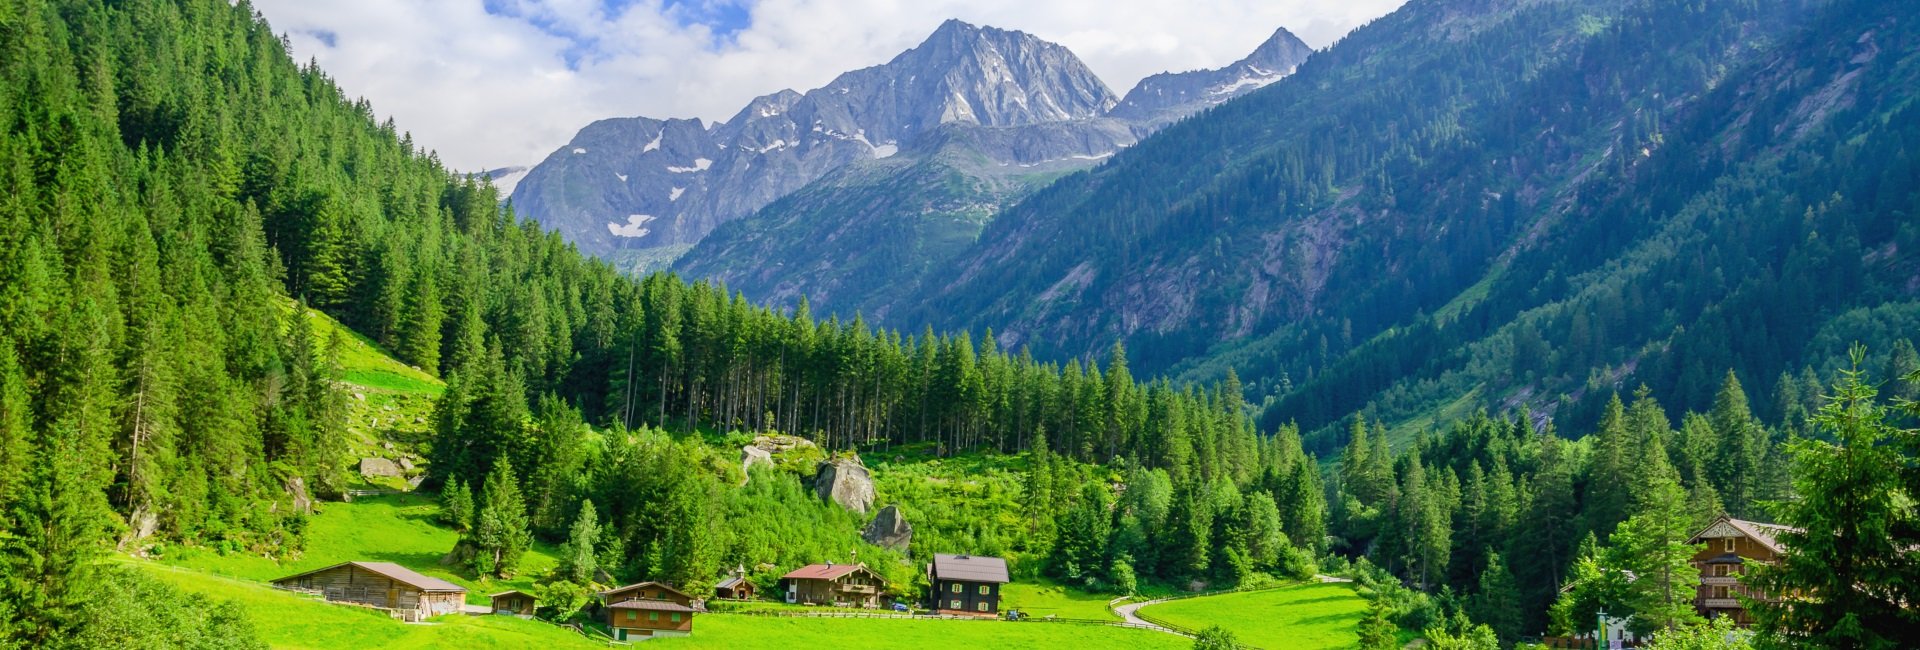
[3,0,1920,649]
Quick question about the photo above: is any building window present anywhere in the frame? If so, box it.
[950,583,961,593]
[626,611,636,621]
[978,585,989,595]
[1715,564,1730,577]
[1725,538,1736,552]
[1714,586,1729,599]
[977,602,988,612]
[649,612,660,622]
[671,613,682,623]
[950,599,961,609]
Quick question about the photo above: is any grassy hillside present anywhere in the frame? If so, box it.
[156,493,558,605]
[138,563,604,650]
[1137,583,1367,650]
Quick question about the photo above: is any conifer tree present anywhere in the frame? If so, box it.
[1749,350,1919,649]
[1469,552,1522,649]
[440,477,474,533]
[560,499,600,584]
[470,460,531,577]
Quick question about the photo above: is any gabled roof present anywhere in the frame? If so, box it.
[608,599,702,613]
[489,589,537,598]
[715,576,746,590]
[272,561,467,593]
[782,563,880,582]
[929,554,1010,584]
[600,581,692,601]
[1688,515,1800,554]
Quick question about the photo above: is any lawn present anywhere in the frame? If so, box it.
[1136,582,1368,650]
[156,492,560,605]
[1000,577,1121,621]
[655,613,1189,649]
[138,562,604,650]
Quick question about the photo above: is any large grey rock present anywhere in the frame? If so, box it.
[741,445,773,480]
[861,505,913,551]
[358,457,403,479]
[813,456,876,514]
[284,476,314,514]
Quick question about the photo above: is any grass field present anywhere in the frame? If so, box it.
[1137,582,1368,650]
[139,562,605,650]
[156,492,559,605]
[999,577,1121,621]
[653,614,1189,649]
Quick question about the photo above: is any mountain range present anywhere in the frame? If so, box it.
[508,20,1313,271]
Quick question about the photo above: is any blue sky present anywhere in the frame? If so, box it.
[254,0,1405,170]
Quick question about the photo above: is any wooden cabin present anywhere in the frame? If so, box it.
[1687,515,1796,626]
[490,590,537,617]
[272,561,467,621]
[599,581,702,641]
[927,554,1009,616]
[780,562,887,608]
[714,572,756,601]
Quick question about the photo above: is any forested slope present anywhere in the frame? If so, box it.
[893,0,1920,452]
[0,0,1322,643]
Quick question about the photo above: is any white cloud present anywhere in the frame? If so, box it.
[253,0,1406,172]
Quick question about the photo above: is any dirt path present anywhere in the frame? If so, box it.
[1110,597,1181,636]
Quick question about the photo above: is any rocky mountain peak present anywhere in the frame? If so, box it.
[1107,26,1313,129]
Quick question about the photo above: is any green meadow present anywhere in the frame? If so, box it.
[1137,582,1369,650]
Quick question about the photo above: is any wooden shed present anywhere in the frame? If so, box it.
[714,567,756,600]
[272,561,467,621]
[490,589,538,617]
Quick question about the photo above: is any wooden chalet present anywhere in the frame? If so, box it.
[272,561,467,621]
[1688,515,1796,626]
[490,589,537,617]
[714,567,756,600]
[599,581,703,641]
[926,554,1009,616]
[780,562,887,608]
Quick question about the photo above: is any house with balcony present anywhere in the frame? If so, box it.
[780,562,887,608]
[598,581,703,641]
[1687,515,1797,625]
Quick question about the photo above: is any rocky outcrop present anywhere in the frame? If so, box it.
[284,476,315,514]
[358,457,403,479]
[1108,27,1313,131]
[861,504,913,551]
[813,456,876,514]
[741,445,773,480]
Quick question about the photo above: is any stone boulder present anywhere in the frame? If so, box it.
[358,457,403,479]
[284,476,315,514]
[812,456,875,514]
[861,504,913,551]
[741,445,773,480]
[751,433,816,454]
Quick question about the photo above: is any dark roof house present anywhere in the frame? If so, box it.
[927,554,1010,616]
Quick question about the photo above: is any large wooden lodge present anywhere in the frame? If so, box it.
[1687,515,1796,625]
[780,562,888,608]
[272,561,467,621]
[600,581,703,641]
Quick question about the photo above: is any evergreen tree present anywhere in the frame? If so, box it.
[1358,598,1400,650]
[440,477,475,533]
[559,499,600,584]
[1469,552,1522,649]
[1609,436,1703,635]
[469,460,531,577]
[1748,349,1920,649]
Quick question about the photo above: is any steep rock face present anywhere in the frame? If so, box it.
[1108,27,1314,131]
[861,504,913,551]
[510,20,1119,259]
[813,456,876,514]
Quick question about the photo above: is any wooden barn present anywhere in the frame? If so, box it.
[272,561,467,621]
[600,581,703,641]
[490,589,537,617]
[927,554,1009,616]
[780,562,887,608]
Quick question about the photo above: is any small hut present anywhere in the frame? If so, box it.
[490,590,538,617]
[714,568,756,601]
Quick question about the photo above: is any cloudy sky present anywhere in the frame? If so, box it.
[252,0,1407,172]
